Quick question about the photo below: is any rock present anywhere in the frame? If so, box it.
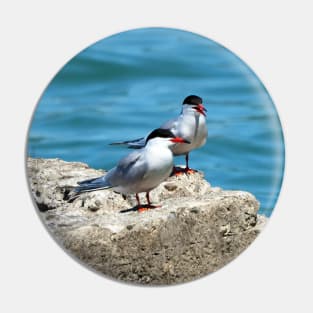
[27,157,267,285]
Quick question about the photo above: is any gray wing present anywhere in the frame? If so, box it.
[160,116,179,133]
[105,150,147,186]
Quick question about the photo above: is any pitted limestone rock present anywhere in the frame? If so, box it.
[27,157,267,285]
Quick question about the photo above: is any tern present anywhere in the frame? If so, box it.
[69,128,190,212]
[110,95,207,174]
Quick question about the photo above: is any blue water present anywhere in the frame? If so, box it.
[28,28,285,217]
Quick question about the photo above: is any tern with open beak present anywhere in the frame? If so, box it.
[110,95,208,174]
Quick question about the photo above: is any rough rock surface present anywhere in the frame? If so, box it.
[27,157,267,285]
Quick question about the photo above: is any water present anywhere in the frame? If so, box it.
[27,28,285,217]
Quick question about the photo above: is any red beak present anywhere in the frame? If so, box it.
[170,137,190,144]
[193,104,207,116]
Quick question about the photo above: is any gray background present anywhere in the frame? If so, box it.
[1,0,312,312]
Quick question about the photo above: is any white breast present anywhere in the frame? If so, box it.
[170,112,207,156]
[142,144,173,190]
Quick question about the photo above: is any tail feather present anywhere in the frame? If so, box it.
[77,177,100,186]
[74,183,111,194]
[109,137,145,149]
[67,176,111,201]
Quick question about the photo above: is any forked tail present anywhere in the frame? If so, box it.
[67,176,111,201]
[109,137,145,149]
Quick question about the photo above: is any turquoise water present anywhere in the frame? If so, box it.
[28,28,284,217]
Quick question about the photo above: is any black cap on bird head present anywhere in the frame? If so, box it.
[145,128,175,145]
[183,95,203,106]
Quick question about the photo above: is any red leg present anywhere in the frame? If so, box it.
[171,153,197,176]
[138,192,161,213]
[138,192,151,212]
[120,193,161,214]
[136,193,141,206]
[137,194,148,212]
[185,153,196,174]
[146,191,151,206]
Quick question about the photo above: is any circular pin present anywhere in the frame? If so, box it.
[26,28,284,285]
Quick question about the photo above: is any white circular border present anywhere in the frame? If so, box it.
[1,1,312,312]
